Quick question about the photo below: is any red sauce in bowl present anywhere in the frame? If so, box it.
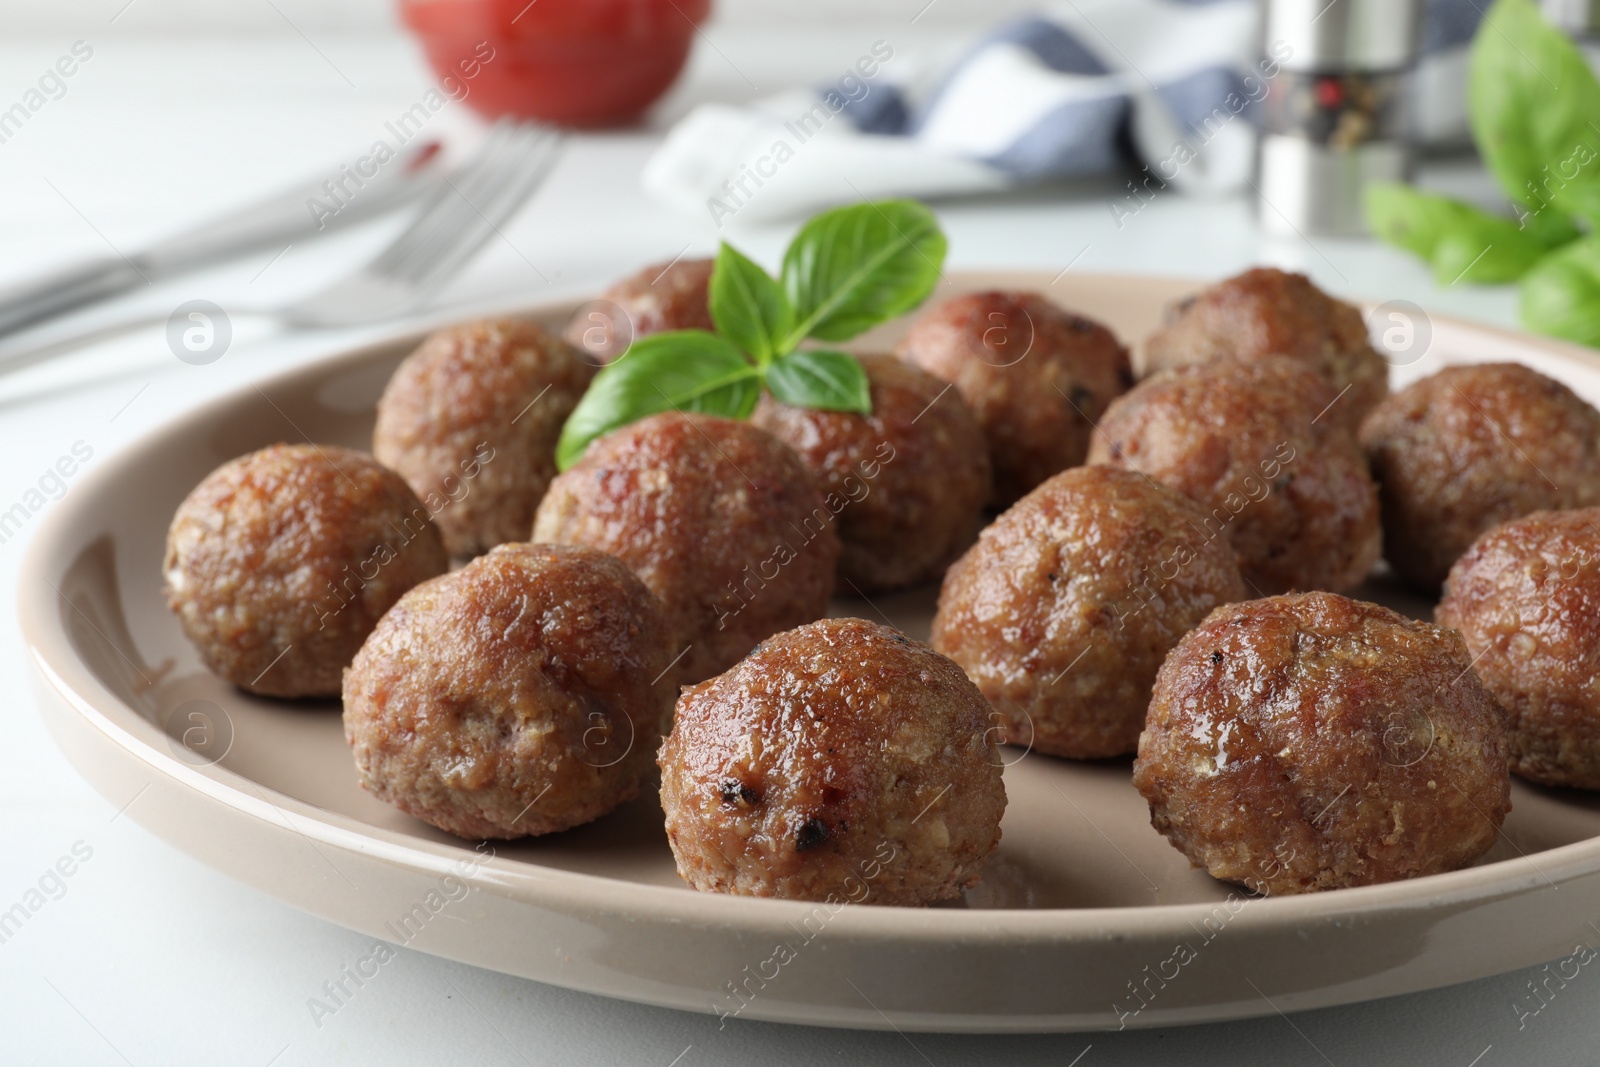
[401,0,710,127]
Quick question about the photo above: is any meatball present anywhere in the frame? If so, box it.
[751,354,991,592]
[659,617,1006,904]
[533,413,840,684]
[343,544,675,839]
[1143,267,1388,431]
[1437,508,1600,789]
[564,257,714,363]
[1088,358,1380,595]
[896,290,1132,505]
[1133,592,1510,895]
[373,319,594,559]
[932,466,1248,759]
[164,444,448,698]
[1360,362,1600,590]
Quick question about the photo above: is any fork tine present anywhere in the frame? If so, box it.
[373,125,555,285]
[367,123,514,264]
[399,129,561,286]
[367,120,520,274]
[380,126,537,270]
[383,126,545,280]
[273,121,563,329]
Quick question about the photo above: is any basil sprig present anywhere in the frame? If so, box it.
[1363,0,1600,347]
[1365,184,1569,285]
[1470,0,1600,230]
[556,199,946,470]
[1522,236,1600,346]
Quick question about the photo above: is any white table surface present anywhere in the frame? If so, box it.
[0,19,1589,1067]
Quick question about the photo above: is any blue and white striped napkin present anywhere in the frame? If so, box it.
[642,0,1481,226]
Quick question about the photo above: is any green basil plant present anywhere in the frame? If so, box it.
[557,199,946,470]
[1365,0,1600,347]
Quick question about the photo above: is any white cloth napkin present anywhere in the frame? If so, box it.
[643,0,1480,226]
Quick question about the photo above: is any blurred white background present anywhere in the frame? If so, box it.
[0,0,1038,31]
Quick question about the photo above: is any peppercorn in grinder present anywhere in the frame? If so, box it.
[1256,0,1423,237]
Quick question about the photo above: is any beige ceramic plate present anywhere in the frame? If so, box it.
[22,272,1600,1033]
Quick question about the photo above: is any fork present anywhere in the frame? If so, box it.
[0,120,563,378]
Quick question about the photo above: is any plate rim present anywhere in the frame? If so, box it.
[21,271,1600,955]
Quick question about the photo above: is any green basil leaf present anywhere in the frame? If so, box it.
[780,199,947,345]
[1432,230,1550,285]
[1521,236,1600,347]
[708,242,793,366]
[1365,183,1554,284]
[1365,183,1463,261]
[556,331,761,470]
[764,349,872,413]
[1470,0,1600,226]
[1551,180,1600,229]
[1522,205,1583,249]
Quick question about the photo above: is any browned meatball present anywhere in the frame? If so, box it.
[1360,362,1600,591]
[659,617,1006,904]
[374,319,594,559]
[751,354,991,592]
[1437,508,1600,789]
[533,413,840,684]
[564,257,714,363]
[1088,358,1380,595]
[1142,268,1388,432]
[932,466,1248,759]
[343,543,674,839]
[164,444,448,698]
[1133,592,1509,895]
[896,290,1132,505]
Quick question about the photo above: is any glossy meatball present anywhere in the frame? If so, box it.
[164,444,448,698]
[897,290,1133,505]
[1088,358,1380,595]
[564,257,714,363]
[1134,592,1510,895]
[533,413,840,684]
[1360,362,1600,590]
[751,354,990,592]
[1437,508,1600,789]
[343,544,675,839]
[933,466,1248,759]
[374,319,594,559]
[659,617,1006,904]
[1144,268,1387,431]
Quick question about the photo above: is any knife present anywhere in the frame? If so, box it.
[0,139,444,337]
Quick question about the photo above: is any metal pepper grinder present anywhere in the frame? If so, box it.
[1256,0,1422,237]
